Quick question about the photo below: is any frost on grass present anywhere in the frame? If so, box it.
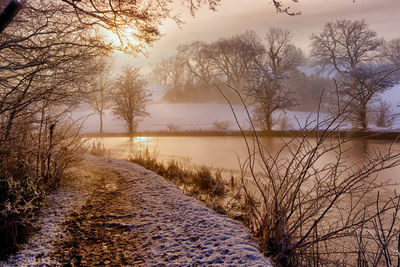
[2,155,272,266]
[1,165,98,266]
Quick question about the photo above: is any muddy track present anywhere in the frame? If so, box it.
[3,155,272,266]
[52,167,146,266]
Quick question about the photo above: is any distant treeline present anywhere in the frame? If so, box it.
[151,22,400,131]
[151,29,334,111]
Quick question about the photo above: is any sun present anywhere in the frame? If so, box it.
[100,27,147,55]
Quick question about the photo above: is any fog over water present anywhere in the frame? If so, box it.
[75,85,400,133]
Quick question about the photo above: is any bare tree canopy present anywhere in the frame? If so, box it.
[206,30,265,89]
[265,27,304,76]
[58,0,223,54]
[88,60,113,134]
[384,38,400,66]
[311,19,398,129]
[112,66,151,134]
[177,41,217,91]
[245,27,302,131]
[311,20,383,75]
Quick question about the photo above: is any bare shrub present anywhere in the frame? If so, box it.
[167,122,180,132]
[217,84,400,266]
[0,117,84,258]
[213,120,230,131]
[354,193,400,266]
[276,112,293,131]
[373,100,396,128]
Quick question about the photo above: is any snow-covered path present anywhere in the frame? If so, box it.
[3,155,272,266]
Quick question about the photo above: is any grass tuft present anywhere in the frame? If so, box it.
[128,149,229,214]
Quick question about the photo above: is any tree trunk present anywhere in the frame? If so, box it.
[99,111,103,134]
[0,0,23,34]
[128,117,134,135]
[360,104,367,130]
[266,114,272,132]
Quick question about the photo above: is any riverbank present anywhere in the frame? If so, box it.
[1,155,272,266]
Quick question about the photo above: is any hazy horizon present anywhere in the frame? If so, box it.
[111,0,400,74]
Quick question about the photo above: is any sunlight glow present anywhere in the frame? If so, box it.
[100,27,147,55]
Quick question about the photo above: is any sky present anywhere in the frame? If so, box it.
[112,0,400,74]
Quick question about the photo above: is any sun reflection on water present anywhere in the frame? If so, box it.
[133,136,151,143]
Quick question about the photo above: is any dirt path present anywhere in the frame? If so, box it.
[52,165,145,266]
[3,155,272,266]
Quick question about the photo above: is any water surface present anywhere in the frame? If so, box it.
[88,136,400,187]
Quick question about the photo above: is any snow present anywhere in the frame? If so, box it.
[1,166,97,266]
[1,155,273,266]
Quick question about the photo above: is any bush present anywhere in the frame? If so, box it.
[373,100,396,128]
[219,84,400,266]
[0,119,84,259]
[0,161,44,258]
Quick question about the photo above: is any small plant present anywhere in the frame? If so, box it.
[213,120,230,131]
[373,100,396,128]
[167,123,180,132]
[87,140,109,156]
[193,166,214,192]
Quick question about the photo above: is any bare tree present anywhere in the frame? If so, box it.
[311,20,398,130]
[206,31,265,90]
[177,41,217,95]
[155,56,190,102]
[246,27,302,131]
[265,27,304,77]
[157,56,187,88]
[247,66,295,131]
[384,38,400,66]
[112,67,151,135]
[0,1,108,257]
[88,60,113,134]
[151,62,170,86]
